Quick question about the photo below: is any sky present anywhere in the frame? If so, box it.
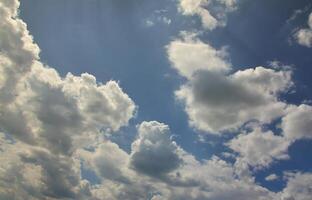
[1,0,312,199]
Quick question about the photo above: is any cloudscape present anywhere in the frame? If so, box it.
[0,0,312,199]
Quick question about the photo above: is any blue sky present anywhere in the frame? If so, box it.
[1,0,312,199]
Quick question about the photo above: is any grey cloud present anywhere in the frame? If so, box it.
[130,121,182,177]
[176,67,291,133]
[280,172,312,200]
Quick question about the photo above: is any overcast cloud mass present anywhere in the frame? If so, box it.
[0,0,312,199]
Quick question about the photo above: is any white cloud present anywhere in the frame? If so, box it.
[167,34,230,78]
[0,62,136,155]
[175,66,292,133]
[281,104,312,140]
[79,141,131,183]
[178,0,237,30]
[0,0,39,104]
[167,32,293,133]
[1,0,312,199]
[280,172,312,200]
[77,122,279,200]
[0,0,135,198]
[294,12,312,47]
[228,128,290,168]
[265,174,279,181]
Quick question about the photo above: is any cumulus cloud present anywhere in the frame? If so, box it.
[130,121,182,177]
[228,128,290,168]
[294,12,312,47]
[75,122,280,200]
[175,66,292,133]
[178,0,237,30]
[280,172,312,200]
[167,32,293,133]
[0,62,135,155]
[281,104,312,140]
[0,0,39,104]
[0,0,135,198]
[79,140,131,183]
[2,0,312,199]
[167,32,230,78]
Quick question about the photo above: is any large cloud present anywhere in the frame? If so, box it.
[80,122,277,200]
[1,0,312,199]
[168,33,293,133]
[175,66,292,133]
[294,12,312,47]
[0,62,135,155]
[0,0,135,198]
[0,0,39,104]
[280,172,312,200]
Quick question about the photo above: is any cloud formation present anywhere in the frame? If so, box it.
[178,0,237,30]
[1,0,312,199]
[294,12,312,47]
[170,40,292,132]
[281,104,312,140]
[228,128,290,168]
[167,32,230,78]
[130,121,182,177]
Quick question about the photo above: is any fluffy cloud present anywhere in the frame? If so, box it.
[1,0,312,199]
[0,132,95,200]
[79,140,131,183]
[0,0,135,199]
[168,33,293,133]
[228,128,290,168]
[280,172,312,200]
[175,66,292,133]
[0,0,39,104]
[167,33,230,78]
[294,12,312,47]
[178,0,237,30]
[281,104,312,140]
[130,121,182,177]
[225,104,312,171]
[77,122,279,200]
[0,62,135,155]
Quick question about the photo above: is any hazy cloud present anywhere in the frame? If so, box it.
[294,12,312,47]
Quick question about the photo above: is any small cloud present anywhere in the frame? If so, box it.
[265,174,279,181]
[145,19,155,27]
[293,12,312,47]
[144,16,172,28]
